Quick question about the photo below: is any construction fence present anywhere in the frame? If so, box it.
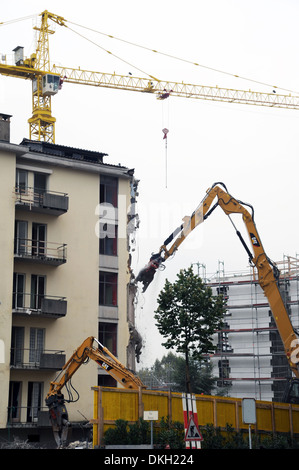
[90,386,299,448]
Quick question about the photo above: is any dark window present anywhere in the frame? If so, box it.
[34,172,47,193]
[34,172,48,205]
[98,375,117,387]
[218,359,231,388]
[13,273,25,309]
[27,382,43,423]
[14,220,28,255]
[99,322,117,356]
[8,381,22,422]
[100,224,118,256]
[11,327,24,367]
[30,275,45,309]
[32,223,46,256]
[16,169,28,193]
[99,272,117,306]
[100,176,118,207]
[216,285,229,303]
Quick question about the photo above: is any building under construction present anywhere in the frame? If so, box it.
[204,256,299,403]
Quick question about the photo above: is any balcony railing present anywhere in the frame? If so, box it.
[10,348,66,370]
[12,293,67,318]
[7,406,50,426]
[14,186,69,215]
[14,238,67,265]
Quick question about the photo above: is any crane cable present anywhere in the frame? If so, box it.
[65,23,159,81]
[0,13,157,80]
[67,20,299,96]
[0,14,36,25]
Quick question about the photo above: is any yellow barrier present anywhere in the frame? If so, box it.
[90,386,299,448]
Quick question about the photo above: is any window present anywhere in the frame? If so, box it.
[34,172,48,204]
[99,272,117,306]
[30,275,45,309]
[216,285,229,303]
[98,375,117,387]
[99,322,117,356]
[217,324,233,353]
[13,273,25,309]
[32,223,46,256]
[100,223,118,256]
[11,327,24,367]
[27,382,43,422]
[29,328,44,364]
[8,382,22,422]
[14,220,28,255]
[100,176,118,207]
[16,169,28,193]
[218,359,230,388]
[34,172,47,192]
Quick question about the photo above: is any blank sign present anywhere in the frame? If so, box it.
[242,398,256,424]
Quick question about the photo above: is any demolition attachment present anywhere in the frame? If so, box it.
[135,253,164,292]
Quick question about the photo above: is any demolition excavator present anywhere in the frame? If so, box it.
[136,182,299,404]
[45,336,146,447]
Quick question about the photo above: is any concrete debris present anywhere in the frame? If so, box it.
[0,436,93,449]
[65,440,92,449]
[0,437,45,449]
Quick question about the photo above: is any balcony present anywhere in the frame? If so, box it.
[14,187,69,215]
[7,406,51,427]
[14,238,67,265]
[10,348,66,370]
[12,293,67,318]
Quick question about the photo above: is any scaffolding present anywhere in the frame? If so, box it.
[204,256,299,402]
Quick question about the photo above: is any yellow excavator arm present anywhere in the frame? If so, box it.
[136,182,299,385]
[45,336,145,447]
[46,336,145,399]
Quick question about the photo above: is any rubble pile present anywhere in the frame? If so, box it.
[65,440,92,449]
[0,437,44,449]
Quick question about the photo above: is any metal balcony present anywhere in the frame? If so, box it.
[10,348,66,370]
[14,186,69,215]
[14,238,67,265]
[12,293,67,318]
[7,406,49,427]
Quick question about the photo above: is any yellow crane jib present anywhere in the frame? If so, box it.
[1,11,299,143]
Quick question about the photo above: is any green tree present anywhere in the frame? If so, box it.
[154,267,226,394]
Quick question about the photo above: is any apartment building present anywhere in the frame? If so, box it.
[207,257,299,402]
[0,114,140,443]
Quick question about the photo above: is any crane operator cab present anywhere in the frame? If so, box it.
[42,74,60,96]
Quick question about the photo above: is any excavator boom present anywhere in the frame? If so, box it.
[136,182,299,392]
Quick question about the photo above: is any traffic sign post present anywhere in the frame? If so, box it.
[144,411,158,449]
[242,398,256,449]
[182,393,203,449]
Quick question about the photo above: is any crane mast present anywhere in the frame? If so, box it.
[1,10,299,143]
[29,11,57,142]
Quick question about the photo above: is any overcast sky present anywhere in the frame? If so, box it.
[2,0,299,367]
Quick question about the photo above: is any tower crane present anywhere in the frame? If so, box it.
[1,10,299,143]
